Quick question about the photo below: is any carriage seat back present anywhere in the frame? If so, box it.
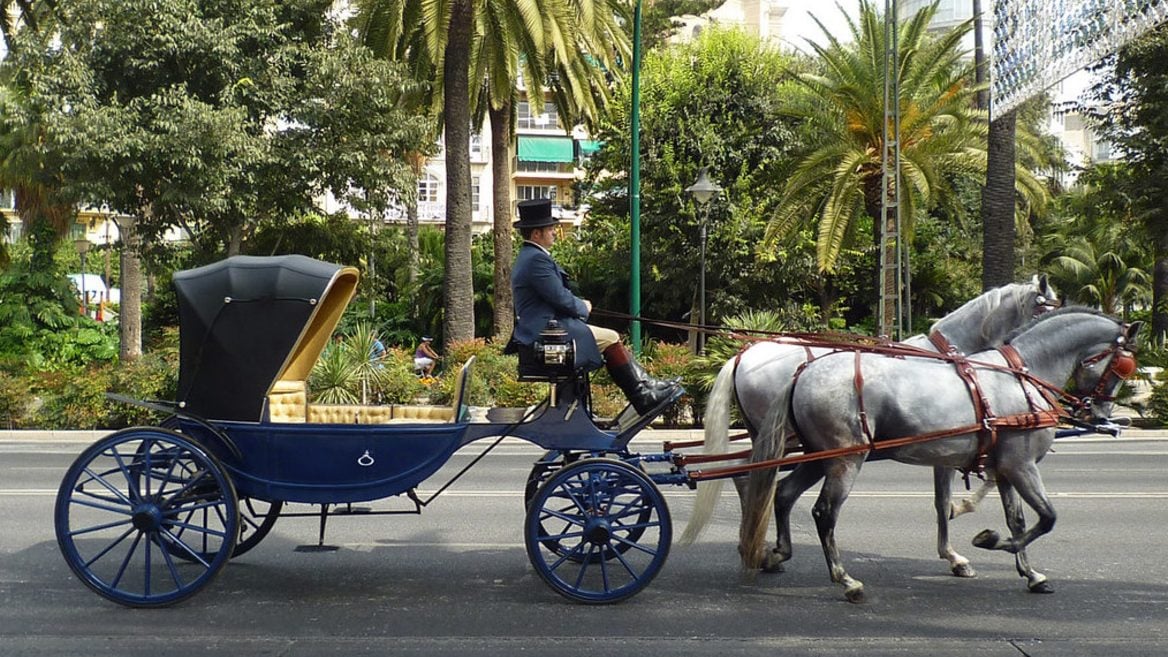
[266,356,475,425]
[267,380,308,423]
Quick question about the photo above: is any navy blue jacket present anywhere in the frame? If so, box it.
[510,242,603,371]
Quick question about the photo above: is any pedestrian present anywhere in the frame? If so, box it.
[414,336,438,377]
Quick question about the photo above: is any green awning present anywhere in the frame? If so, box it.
[578,139,602,155]
[518,136,574,163]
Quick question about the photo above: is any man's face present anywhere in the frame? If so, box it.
[533,226,556,249]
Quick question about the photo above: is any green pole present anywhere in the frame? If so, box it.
[629,0,643,355]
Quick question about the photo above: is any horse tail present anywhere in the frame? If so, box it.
[679,357,738,545]
[738,376,794,571]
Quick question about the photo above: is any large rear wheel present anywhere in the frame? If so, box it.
[55,427,238,607]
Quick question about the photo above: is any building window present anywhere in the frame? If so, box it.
[470,131,485,160]
[418,175,440,203]
[517,185,557,202]
[472,175,481,209]
[0,189,13,209]
[517,101,560,130]
[516,160,565,173]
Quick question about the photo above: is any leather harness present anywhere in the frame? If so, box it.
[711,327,1131,482]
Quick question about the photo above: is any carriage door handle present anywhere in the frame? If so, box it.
[358,450,375,467]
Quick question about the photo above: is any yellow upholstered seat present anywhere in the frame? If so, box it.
[390,404,453,422]
[270,356,476,425]
[266,380,308,423]
[308,404,394,424]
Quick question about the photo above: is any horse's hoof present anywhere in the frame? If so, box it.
[1028,579,1054,594]
[844,584,865,603]
[972,529,999,549]
[760,549,786,574]
[952,563,977,578]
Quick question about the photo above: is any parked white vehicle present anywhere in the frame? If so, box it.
[67,273,120,306]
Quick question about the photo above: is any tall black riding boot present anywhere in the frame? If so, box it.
[603,344,680,415]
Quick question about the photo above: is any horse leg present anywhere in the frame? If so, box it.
[812,457,865,603]
[950,476,996,519]
[765,461,825,573]
[971,465,1057,593]
[934,467,975,578]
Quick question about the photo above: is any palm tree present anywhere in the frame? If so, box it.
[0,6,75,273]
[762,2,1045,317]
[356,0,627,343]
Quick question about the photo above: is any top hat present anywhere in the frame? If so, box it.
[513,198,558,229]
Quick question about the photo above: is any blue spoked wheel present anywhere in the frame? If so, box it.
[55,427,238,607]
[524,458,671,604]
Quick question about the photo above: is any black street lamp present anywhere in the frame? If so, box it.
[685,167,722,353]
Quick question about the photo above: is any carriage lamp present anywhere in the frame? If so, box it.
[686,167,722,353]
[536,320,575,374]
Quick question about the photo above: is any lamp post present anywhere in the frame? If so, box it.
[74,238,91,318]
[685,167,722,353]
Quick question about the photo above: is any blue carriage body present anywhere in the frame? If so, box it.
[177,418,468,504]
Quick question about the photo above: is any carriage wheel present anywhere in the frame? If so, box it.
[525,452,652,564]
[234,498,282,557]
[155,416,280,558]
[524,458,671,604]
[55,427,238,607]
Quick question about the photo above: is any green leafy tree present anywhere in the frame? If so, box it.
[356,0,629,343]
[1039,163,1151,317]
[1087,23,1168,341]
[761,2,1047,321]
[578,28,807,332]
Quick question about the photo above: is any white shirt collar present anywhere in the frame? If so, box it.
[523,239,551,256]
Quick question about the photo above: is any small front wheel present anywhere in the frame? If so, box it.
[55,427,238,607]
[524,458,671,604]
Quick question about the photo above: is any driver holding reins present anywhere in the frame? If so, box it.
[508,198,680,415]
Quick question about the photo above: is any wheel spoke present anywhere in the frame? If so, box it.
[68,517,134,538]
[68,497,134,517]
[154,533,186,590]
[110,531,144,589]
[107,445,142,502]
[82,527,136,568]
[157,528,213,568]
[80,466,135,507]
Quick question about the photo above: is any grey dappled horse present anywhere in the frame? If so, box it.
[683,277,1058,580]
[730,308,1138,602]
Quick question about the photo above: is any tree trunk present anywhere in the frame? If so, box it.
[489,102,514,342]
[227,224,243,257]
[407,199,420,285]
[117,215,142,362]
[441,0,476,346]
[981,110,1017,290]
[1154,229,1168,344]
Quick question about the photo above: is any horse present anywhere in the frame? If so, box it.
[729,307,1138,602]
[682,276,1059,580]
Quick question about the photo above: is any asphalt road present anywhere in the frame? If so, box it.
[1,432,1166,656]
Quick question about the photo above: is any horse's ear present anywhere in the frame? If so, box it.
[1037,273,1053,297]
[1127,321,1143,343]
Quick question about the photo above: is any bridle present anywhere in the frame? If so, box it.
[1075,332,1138,414]
[1034,293,1062,315]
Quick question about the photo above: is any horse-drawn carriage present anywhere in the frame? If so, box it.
[54,256,1138,607]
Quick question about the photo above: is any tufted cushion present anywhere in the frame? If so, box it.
[390,404,454,422]
[267,380,307,423]
[308,404,394,424]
